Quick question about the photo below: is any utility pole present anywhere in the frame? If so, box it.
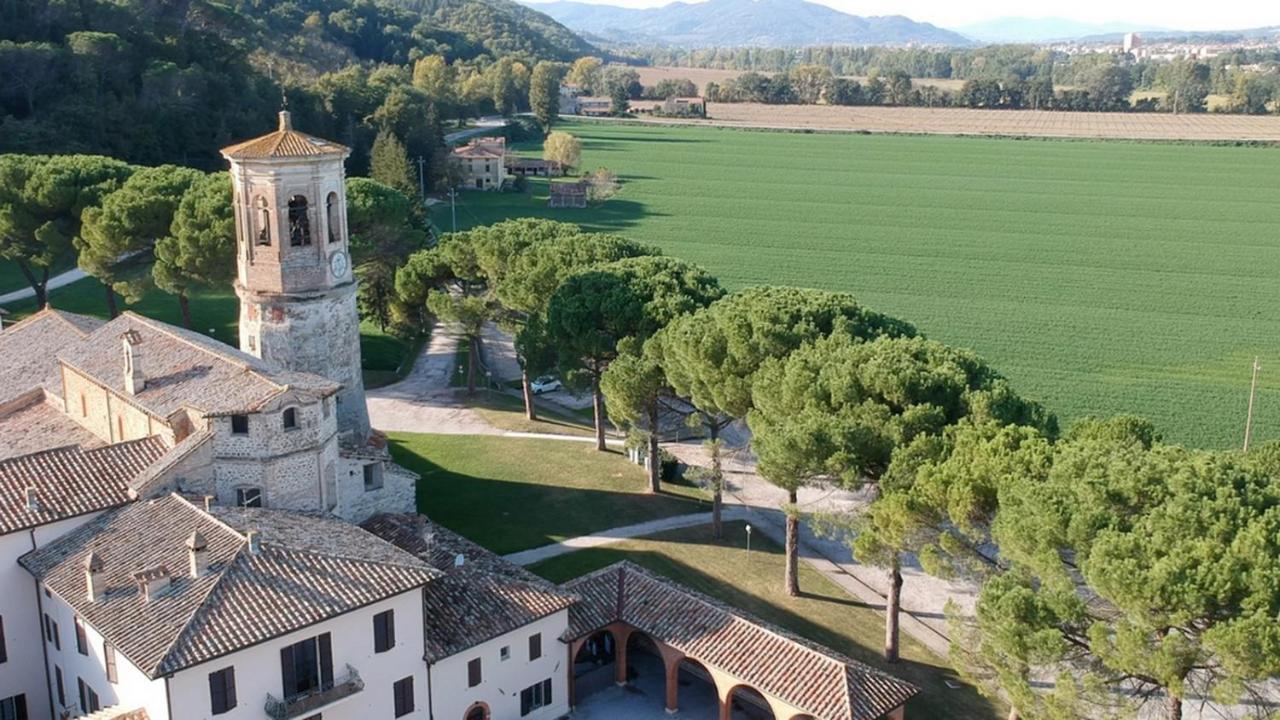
[1244,356,1261,452]
[416,156,426,200]
[450,187,457,233]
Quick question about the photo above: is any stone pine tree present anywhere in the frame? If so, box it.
[751,333,1051,620]
[547,256,723,453]
[498,231,657,420]
[152,173,236,328]
[530,61,565,132]
[596,258,725,489]
[370,128,417,199]
[0,154,132,306]
[650,286,916,539]
[345,178,427,331]
[951,420,1280,720]
[79,164,204,317]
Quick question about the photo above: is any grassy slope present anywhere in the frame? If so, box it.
[387,432,708,554]
[2,277,411,384]
[531,520,1001,720]
[441,121,1280,448]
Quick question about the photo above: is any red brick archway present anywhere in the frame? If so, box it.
[723,684,776,720]
[463,700,489,720]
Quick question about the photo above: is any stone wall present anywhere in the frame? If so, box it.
[61,365,173,445]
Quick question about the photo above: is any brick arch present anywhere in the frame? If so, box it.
[669,655,720,715]
[721,682,781,720]
[463,701,490,720]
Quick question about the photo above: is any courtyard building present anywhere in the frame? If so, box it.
[452,137,509,190]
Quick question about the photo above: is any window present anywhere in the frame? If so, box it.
[519,679,552,716]
[467,658,481,687]
[255,197,271,245]
[363,463,382,492]
[499,646,510,661]
[0,695,27,720]
[280,634,332,700]
[54,667,64,707]
[79,394,87,417]
[116,416,124,440]
[209,666,237,715]
[392,676,414,718]
[322,397,330,419]
[74,618,87,656]
[373,610,395,653]
[104,644,117,684]
[230,415,249,435]
[0,616,6,663]
[528,633,541,661]
[283,407,298,430]
[326,192,341,244]
[43,615,59,651]
[76,678,99,714]
[288,195,311,246]
[235,487,262,508]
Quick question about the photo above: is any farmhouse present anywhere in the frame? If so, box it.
[548,180,588,208]
[0,115,920,720]
[573,97,613,117]
[451,137,509,190]
[663,96,706,116]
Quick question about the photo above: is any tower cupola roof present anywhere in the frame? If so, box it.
[220,111,349,160]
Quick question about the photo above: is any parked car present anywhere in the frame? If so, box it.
[531,375,562,394]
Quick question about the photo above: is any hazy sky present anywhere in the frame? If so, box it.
[523,0,1280,31]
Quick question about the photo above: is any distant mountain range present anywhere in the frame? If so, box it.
[523,0,972,47]
[954,17,1166,43]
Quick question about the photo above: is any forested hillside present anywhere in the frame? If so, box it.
[0,0,590,166]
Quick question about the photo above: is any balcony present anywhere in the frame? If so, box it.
[264,665,363,720]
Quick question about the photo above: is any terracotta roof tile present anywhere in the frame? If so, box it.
[0,308,102,404]
[0,437,167,534]
[221,112,348,160]
[21,495,438,677]
[564,562,918,720]
[0,391,104,461]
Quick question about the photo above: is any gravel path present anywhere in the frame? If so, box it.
[503,507,749,566]
[366,324,500,435]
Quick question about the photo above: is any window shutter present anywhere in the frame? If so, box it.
[14,694,27,720]
[280,645,296,697]
[209,671,224,714]
[226,669,237,711]
[318,633,333,688]
[544,678,552,704]
[386,610,395,649]
[520,687,532,716]
[0,616,6,663]
[104,644,117,684]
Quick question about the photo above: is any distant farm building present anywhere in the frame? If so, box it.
[452,136,508,190]
[548,181,588,208]
[506,157,563,178]
[573,97,613,117]
[663,96,706,116]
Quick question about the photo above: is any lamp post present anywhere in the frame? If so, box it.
[745,524,752,563]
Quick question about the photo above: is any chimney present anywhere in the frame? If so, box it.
[278,110,292,132]
[84,552,105,602]
[133,566,171,602]
[246,530,262,555]
[187,532,209,578]
[121,329,144,395]
[25,487,39,513]
[454,553,465,568]
[203,495,215,512]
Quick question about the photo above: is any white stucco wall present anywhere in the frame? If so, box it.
[1,514,107,720]
[428,609,571,720]
[164,589,427,720]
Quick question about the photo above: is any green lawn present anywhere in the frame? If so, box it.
[442,121,1280,448]
[531,521,1001,720]
[2,276,414,387]
[0,257,77,296]
[387,432,708,554]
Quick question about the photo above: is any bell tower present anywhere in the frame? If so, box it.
[221,111,369,439]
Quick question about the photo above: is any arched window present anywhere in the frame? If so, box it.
[282,407,298,430]
[254,196,271,246]
[288,195,311,246]
[326,192,341,244]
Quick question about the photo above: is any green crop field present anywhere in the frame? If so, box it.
[442,121,1280,448]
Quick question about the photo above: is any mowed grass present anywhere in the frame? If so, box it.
[443,121,1280,448]
[386,432,708,554]
[1,276,413,386]
[531,521,1000,719]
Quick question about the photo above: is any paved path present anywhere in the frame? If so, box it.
[0,266,88,306]
[366,324,500,435]
[444,116,509,145]
[504,507,749,566]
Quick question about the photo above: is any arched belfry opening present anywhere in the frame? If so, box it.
[254,196,271,245]
[288,195,311,246]
[326,191,341,244]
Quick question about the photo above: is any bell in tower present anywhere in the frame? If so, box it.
[220,111,370,439]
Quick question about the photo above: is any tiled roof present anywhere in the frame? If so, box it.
[0,437,166,534]
[0,308,102,404]
[221,112,348,159]
[363,514,577,662]
[452,137,506,159]
[21,495,438,677]
[564,562,919,720]
[0,391,104,461]
[59,312,340,419]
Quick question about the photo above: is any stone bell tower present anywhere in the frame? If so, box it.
[221,111,370,439]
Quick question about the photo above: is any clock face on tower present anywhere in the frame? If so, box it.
[329,251,348,279]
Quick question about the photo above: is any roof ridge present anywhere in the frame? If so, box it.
[2,307,93,337]
[0,441,93,468]
[120,312,259,374]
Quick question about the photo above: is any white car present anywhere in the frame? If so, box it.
[531,375,562,394]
